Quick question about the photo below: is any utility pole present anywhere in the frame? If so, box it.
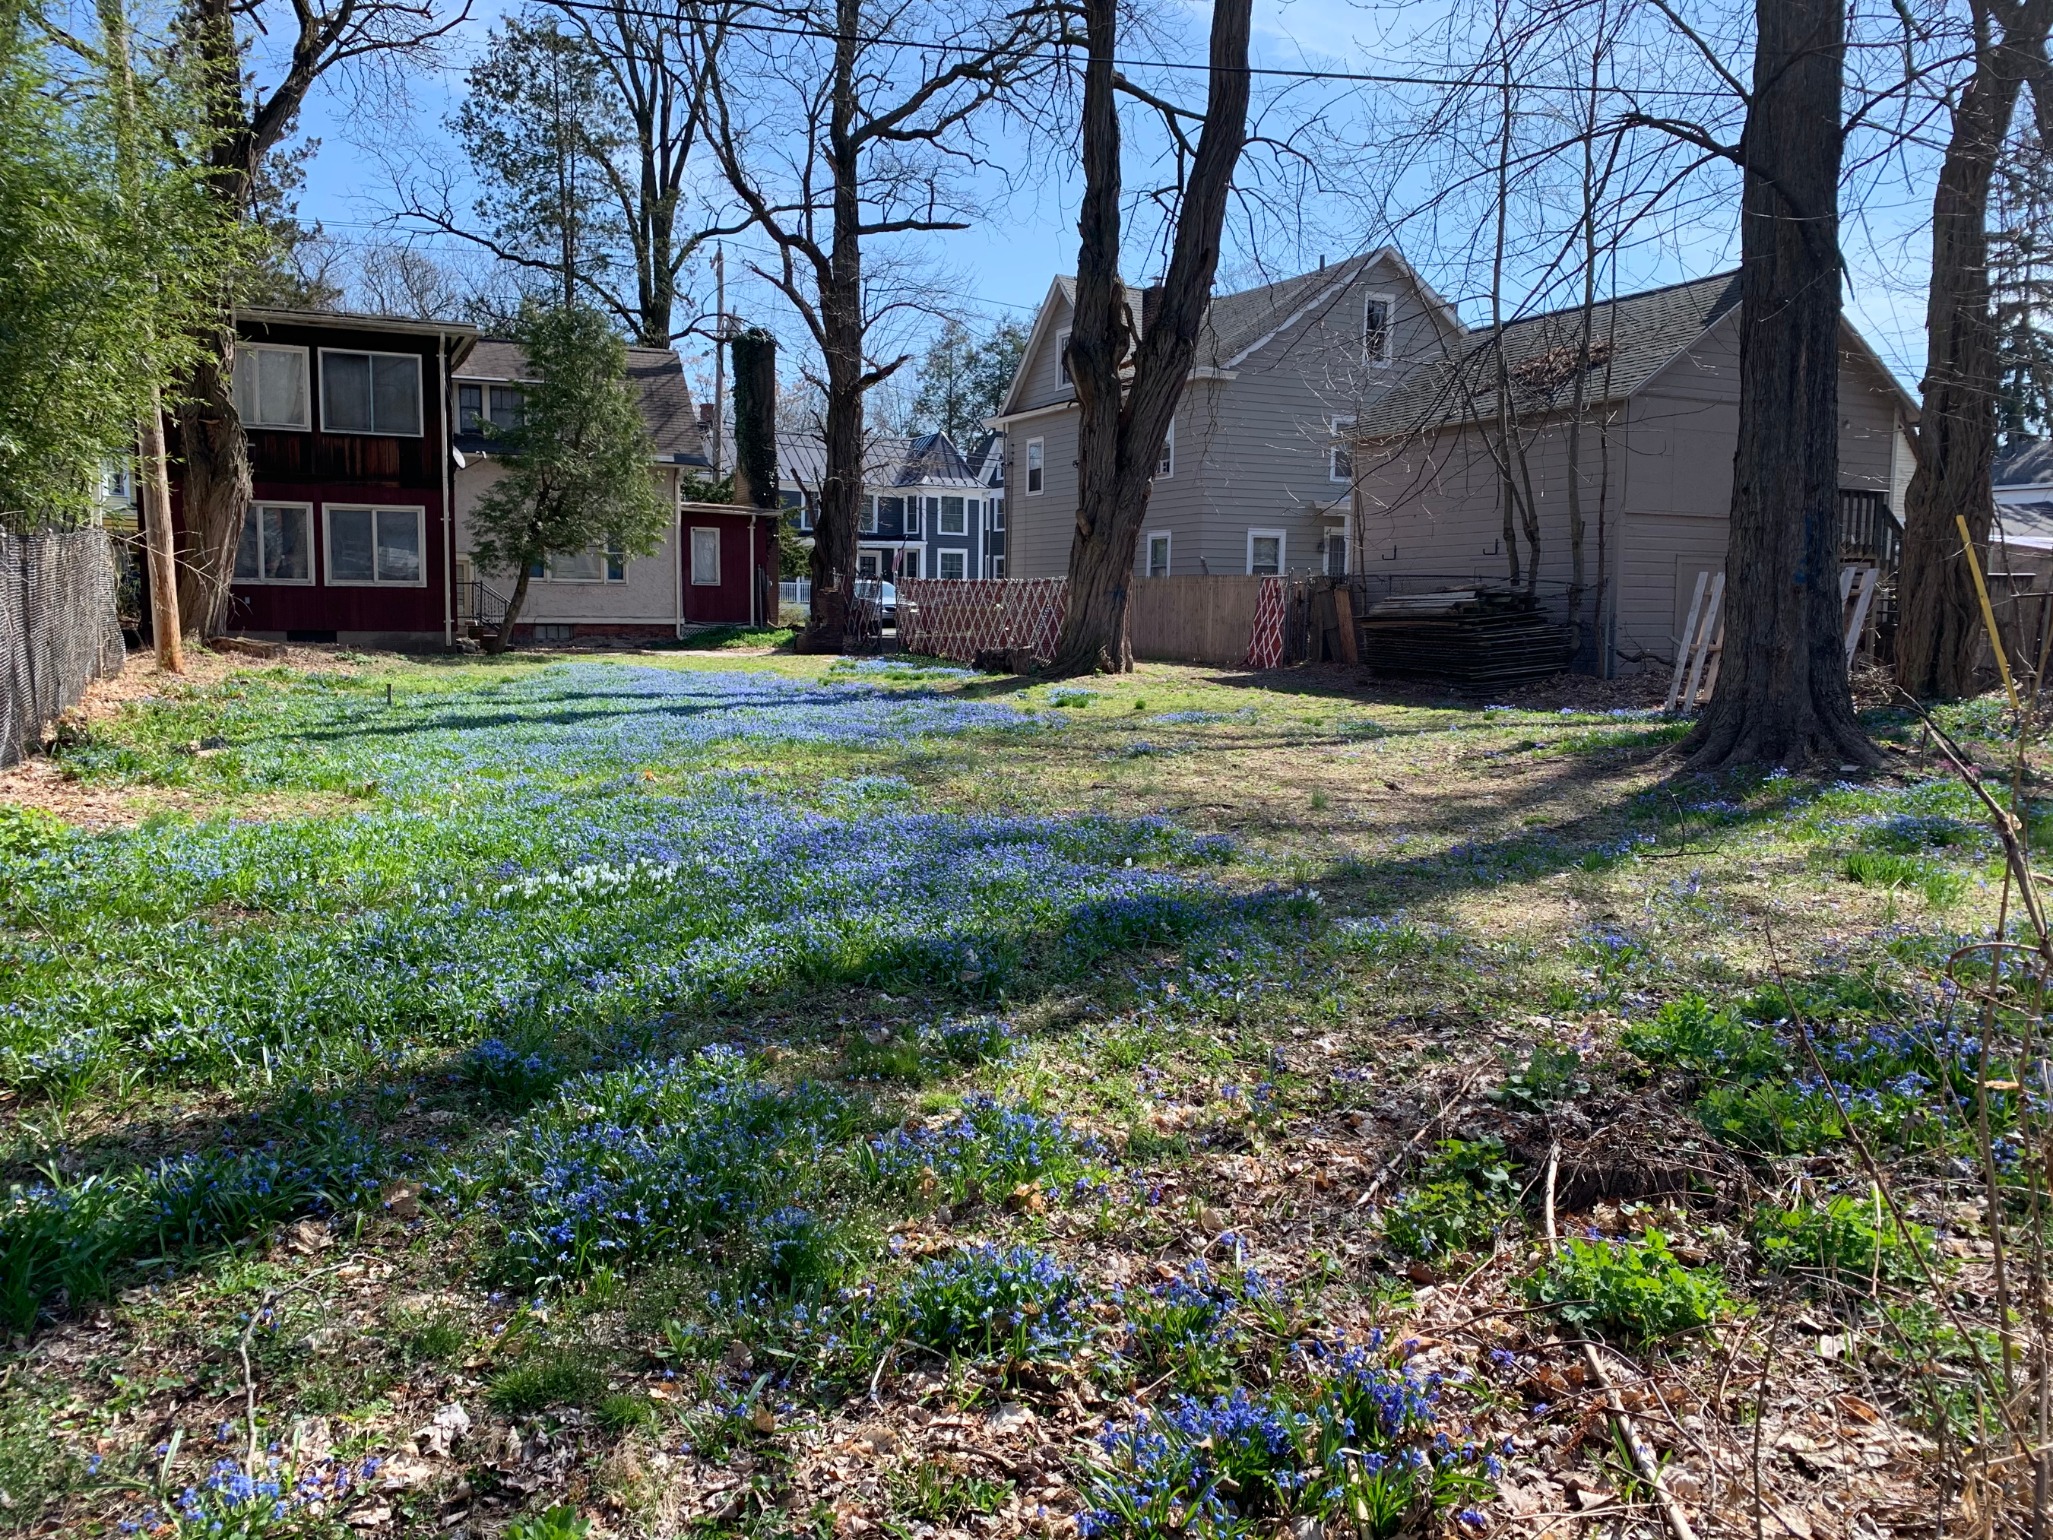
[98,0,182,672]
[711,244,726,478]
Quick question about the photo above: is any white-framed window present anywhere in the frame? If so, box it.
[233,502,315,584]
[939,549,966,580]
[859,496,879,535]
[900,549,921,580]
[319,349,423,436]
[894,496,917,536]
[234,344,311,430]
[1156,420,1175,479]
[1057,328,1072,386]
[1024,438,1044,495]
[1363,294,1394,367]
[324,505,425,586]
[103,460,134,504]
[1145,531,1171,578]
[939,495,967,535]
[458,382,524,434]
[792,498,813,533]
[992,555,1007,578]
[1146,531,1171,578]
[690,525,722,585]
[1247,528,1286,576]
[857,550,881,578]
[1323,528,1349,578]
[1330,417,1356,482]
[990,497,1005,531]
[535,543,627,582]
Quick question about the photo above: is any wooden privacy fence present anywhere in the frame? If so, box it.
[1128,575,1286,666]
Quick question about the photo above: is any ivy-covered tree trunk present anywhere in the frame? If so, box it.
[731,327,778,509]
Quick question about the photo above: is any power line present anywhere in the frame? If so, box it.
[506,0,1742,98]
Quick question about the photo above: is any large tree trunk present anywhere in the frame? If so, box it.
[1682,0,1876,770]
[799,0,864,654]
[1894,0,2051,700]
[174,323,253,637]
[1050,0,1252,676]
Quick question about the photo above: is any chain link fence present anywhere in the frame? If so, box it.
[2,529,127,767]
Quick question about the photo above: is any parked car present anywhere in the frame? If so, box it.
[854,579,898,626]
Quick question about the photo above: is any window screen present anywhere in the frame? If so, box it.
[326,506,423,584]
[321,351,422,435]
[234,347,309,429]
[233,504,313,583]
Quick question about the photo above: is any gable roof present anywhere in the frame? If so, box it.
[1997,438,2053,489]
[993,249,1463,420]
[455,339,707,464]
[1351,272,1916,440]
[777,431,982,493]
[1351,273,1747,440]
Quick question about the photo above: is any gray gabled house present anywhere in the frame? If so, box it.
[990,250,1462,581]
[1347,272,1918,673]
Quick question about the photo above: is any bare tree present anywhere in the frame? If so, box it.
[702,0,1057,650]
[1048,0,1253,674]
[1681,0,1875,769]
[1895,0,2053,700]
[172,0,469,638]
[391,0,743,347]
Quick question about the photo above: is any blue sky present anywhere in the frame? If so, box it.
[287,0,1937,394]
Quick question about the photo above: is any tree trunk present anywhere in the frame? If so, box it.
[173,322,252,638]
[1050,0,1252,676]
[1894,0,2051,700]
[731,328,779,508]
[1682,0,1875,770]
[799,0,865,654]
[485,564,535,654]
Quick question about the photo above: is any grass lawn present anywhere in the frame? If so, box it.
[0,643,2035,1537]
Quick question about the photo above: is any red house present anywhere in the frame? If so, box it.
[172,307,776,649]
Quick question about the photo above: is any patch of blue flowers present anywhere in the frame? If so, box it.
[894,1244,1086,1359]
[124,1452,383,1536]
[1,777,1234,1100]
[1079,1336,1497,1540]
[861,1095,1110,1206]
[0,1114,380,1329]
[450,1047,852,1292]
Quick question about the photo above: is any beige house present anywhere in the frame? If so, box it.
[1348,272,1917,674]
[990,251,1463,580]
[451,340,711,643]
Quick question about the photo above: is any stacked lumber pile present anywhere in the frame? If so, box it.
[1356,588,1575,686]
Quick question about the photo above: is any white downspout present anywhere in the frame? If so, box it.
[439,332,454,650]
[673,468,685,640]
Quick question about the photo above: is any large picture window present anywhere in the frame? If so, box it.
[233,346,310,430]
[320,349,423,436]
[535,544,627,582]
[233,503,314,584]
[325,505,425,586]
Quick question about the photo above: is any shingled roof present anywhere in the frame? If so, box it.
[1351,272,1745,440]
[1996,438,2053,490]
[456,339,707,463]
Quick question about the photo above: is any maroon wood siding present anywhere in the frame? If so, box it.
[680,509,778,624]
[175,315,457,641]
